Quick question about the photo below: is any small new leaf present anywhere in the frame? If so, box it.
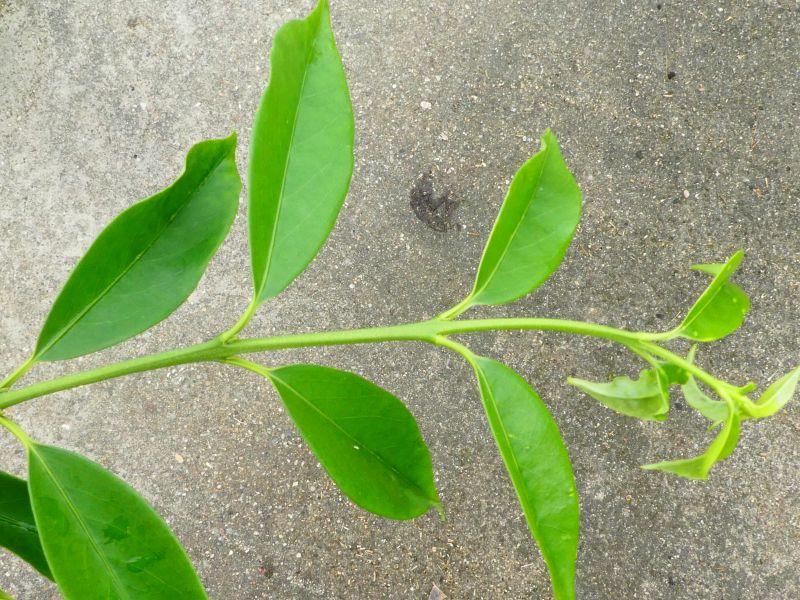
[679,347,727,424]
[673,251,749,342]
[748,365,800,419]
[0,470,52,580]
[468,354,579,600]
[444,130,581,316]
[682,376,728,424]
[642,405,741,479]
[568,366,675,421]
[249,0,354,303]
[35,135,241,361]
[266,364,440,520]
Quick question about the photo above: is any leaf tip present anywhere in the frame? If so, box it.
[314,0,331,16]
[541,127,558,149]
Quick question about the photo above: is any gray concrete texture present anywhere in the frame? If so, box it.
[0,0,798,598]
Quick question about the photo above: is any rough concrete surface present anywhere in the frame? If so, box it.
[1,0,798,598]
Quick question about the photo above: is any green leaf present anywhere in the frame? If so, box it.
[568,367,673,421]
[27,443,206,600]
[0,470,52,580]
[643,405,740,479]
[0,588,13,600]
[35,135,241,361]
[249,0,354,303]
[469,355,579,600]
[748,365,800,419]
[457,130,582,310]
[266,364,439,520]
[677,347,727,424]
[673,251,749,342]
[681,376,728,424]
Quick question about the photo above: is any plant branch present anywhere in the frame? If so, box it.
[0,317,718,411]
[0,355,36,391]
[636,340,759,415]
[218,297,260,343]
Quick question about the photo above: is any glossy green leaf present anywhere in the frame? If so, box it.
[35,135,241,361]
[266,364,439,520]
[748,365,800,419]
[643,406,740,479]
[0,588,13,599]
[249,0,354,303]
[673,251,749,342]
[469,355,579,600]
[0,471,52,580]
[460,130,582,309]
[568,366,674,421]
[27,443,206,600]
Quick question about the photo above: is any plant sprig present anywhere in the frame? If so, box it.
[0,1,796,599]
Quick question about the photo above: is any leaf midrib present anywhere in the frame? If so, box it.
[477,369,544,537]
[680,256,741,333]
[30,446,130,599]
[257,16,320,300]
[476,366,576,600]
[37,146,231,359]
[0,512,38,535]
[269,372,435,506]
[472,140,553,302]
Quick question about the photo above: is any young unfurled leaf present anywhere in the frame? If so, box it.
[642,405,741,479]
[681,377,728,427]
[445,130,581,315]
[27,443,207,599]
[677,347,727,424]
[748,365,800,419]
[35,135,241,361]
[672,251,749,342]
[468,355,579,600]
[681,376,728,424]
[0,470,52,580]
[568,367,674,421]
[249,0,354,303]
[266,364,440,520]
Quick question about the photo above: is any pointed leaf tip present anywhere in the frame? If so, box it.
[643,406,741,479]
[248,0,354,303]
[675,251,749,342]
[466,129,582,307]
[749,365,800,418]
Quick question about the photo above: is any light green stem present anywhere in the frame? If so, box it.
[0,413,33,447]
[0,317,713,411]
[0,355,36,391]
[218,297,260,342]
[637,340,759,415]
[220,356,272,377]
[437,296,474,320]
